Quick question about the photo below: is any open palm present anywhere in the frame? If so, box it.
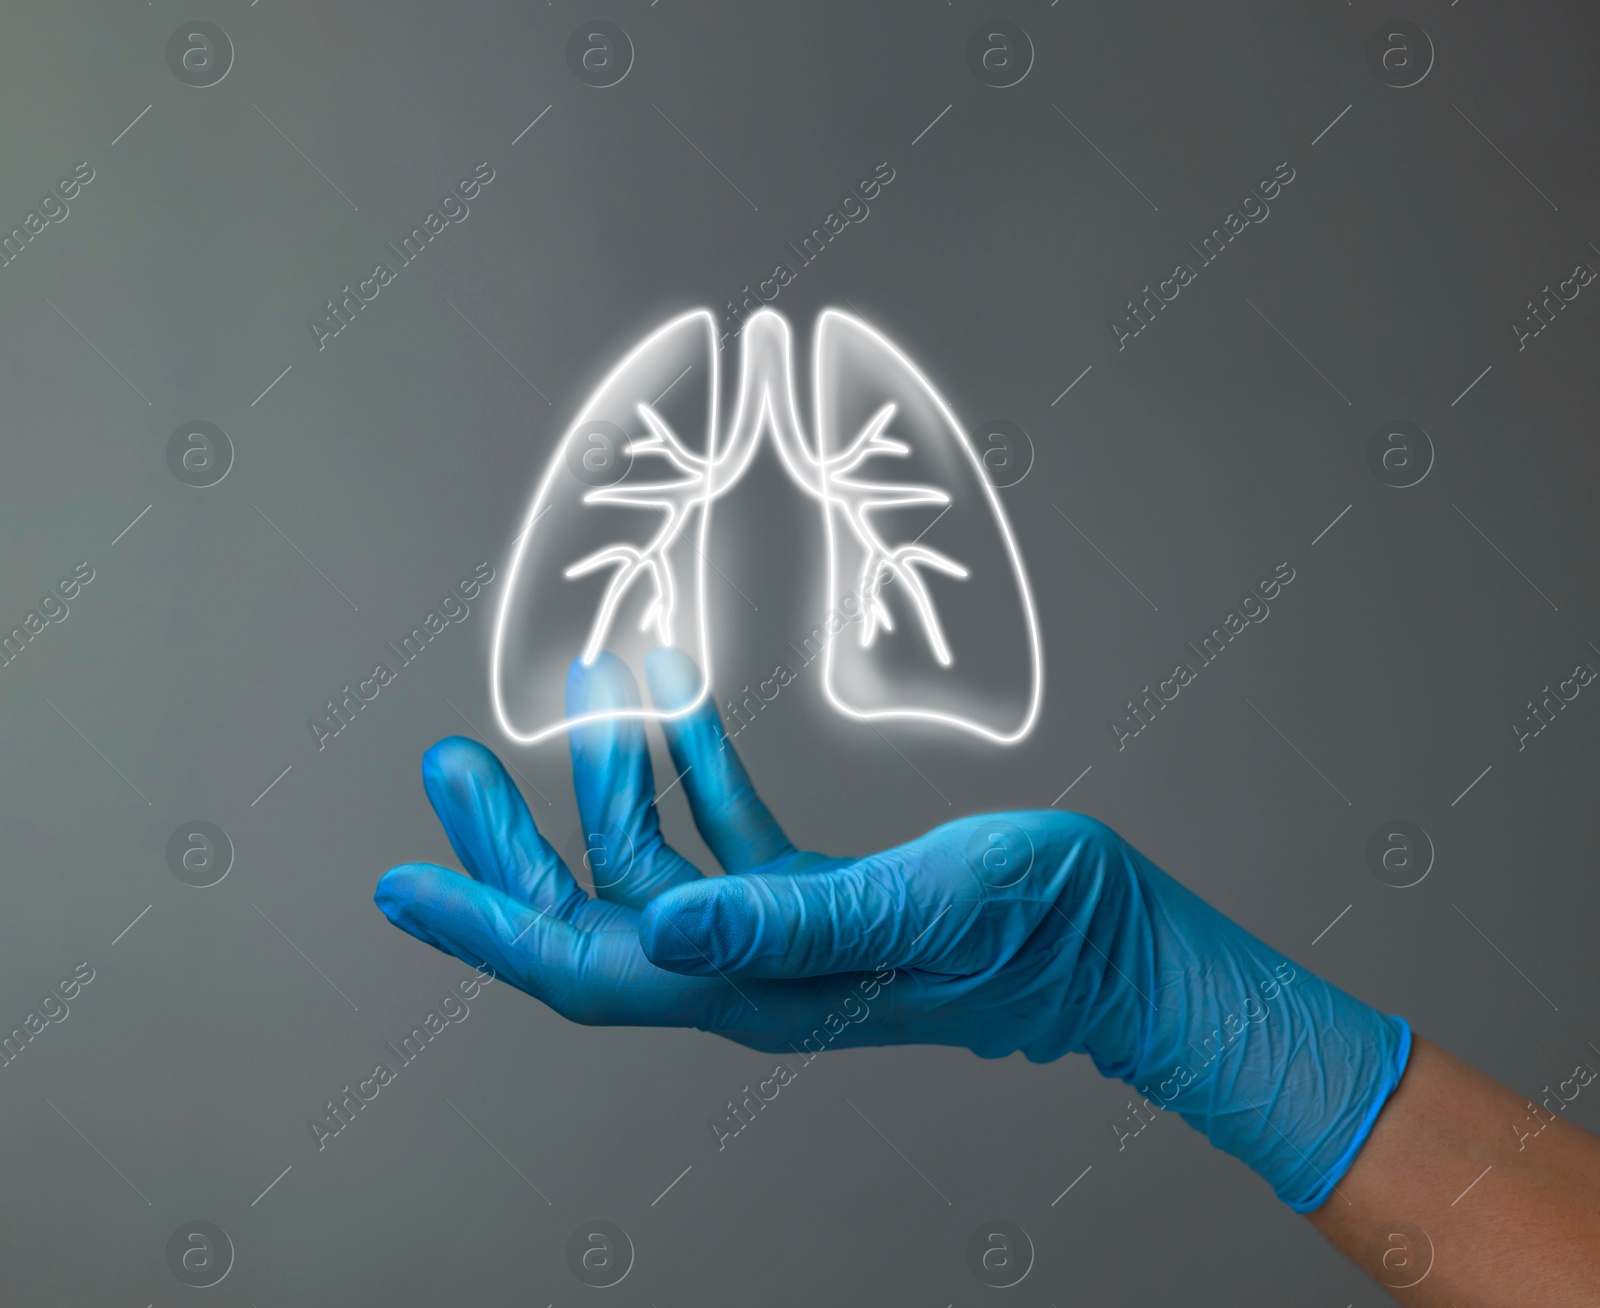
[375,646,1146,1063]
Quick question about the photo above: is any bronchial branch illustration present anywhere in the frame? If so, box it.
[562,402,710,662]
[490,307,1043,746]
[822,401,969,666]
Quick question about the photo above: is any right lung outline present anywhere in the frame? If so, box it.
[805,308,1043,744]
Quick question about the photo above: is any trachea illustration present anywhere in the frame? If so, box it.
[490,307,1042,745]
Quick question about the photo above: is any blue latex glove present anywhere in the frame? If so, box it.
[376,647,1410,1213]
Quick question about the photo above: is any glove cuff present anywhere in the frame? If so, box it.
[1102,852,1416,1213]
[1280,1014,1412,1213]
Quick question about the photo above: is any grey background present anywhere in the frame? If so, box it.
[0,1,1596,1303]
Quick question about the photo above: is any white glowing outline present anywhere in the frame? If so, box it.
[563,404,706,662]
[490,309,721,745]
[808,309,1043,745]
[490,306,1043,746]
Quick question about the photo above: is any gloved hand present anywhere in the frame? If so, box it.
[375,647,1410,1213]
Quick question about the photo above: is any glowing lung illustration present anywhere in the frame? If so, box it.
[491,310,724,744]
[805,310,1042,743]
[491,305,1042,747]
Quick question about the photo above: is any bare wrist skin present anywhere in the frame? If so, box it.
[1308,1036,1600,1305]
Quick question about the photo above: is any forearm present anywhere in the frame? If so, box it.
[1308,1035,1600,1305]
[1088,850,1600,1301]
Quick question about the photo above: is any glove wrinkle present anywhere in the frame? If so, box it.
[381,695,1412,1217]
